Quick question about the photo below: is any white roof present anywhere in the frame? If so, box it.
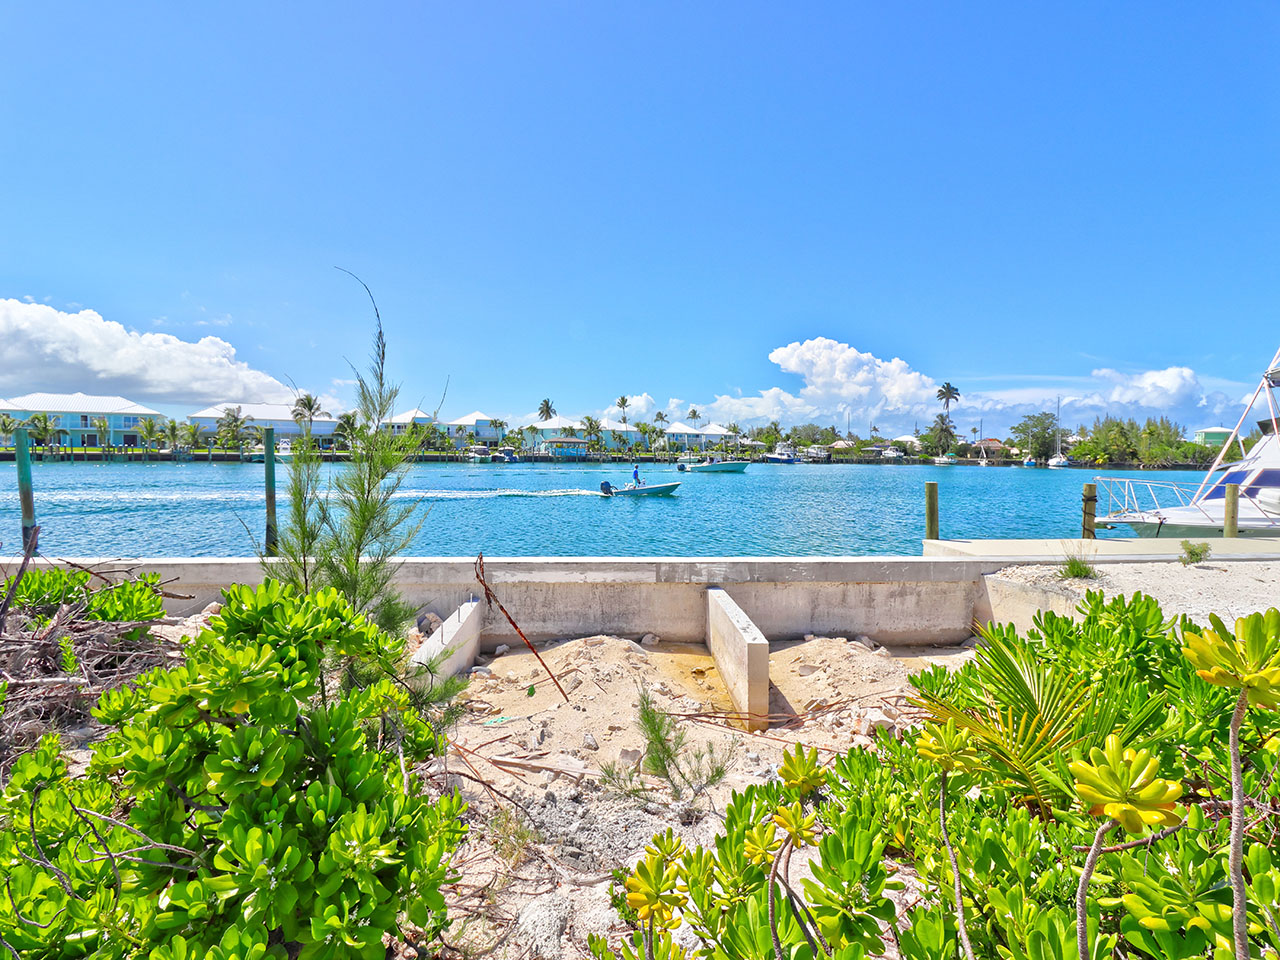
[523,415,584,431]
[740,438,766,447]
[598,417,637,432]
[4,391,162,417]
[448,410,493,426]
[189,402,337,423]
[388,408,436,424]
[892,434,922,447]
[700,422,732,436]
[663,420,699,434]
[830,439,855,449]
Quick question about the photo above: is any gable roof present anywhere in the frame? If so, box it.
[388,408,437,424]
[448,410,493,426]
[523,415,583,431]
[188,402,337,423]
[3,392,162,417]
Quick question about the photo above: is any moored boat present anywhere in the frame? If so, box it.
[679,458,749,473]
[1099,345,1280,538]
[468,444,493,463]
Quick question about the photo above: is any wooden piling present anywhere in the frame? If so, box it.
[924,481,939,540]
[264,427,278,556]
[1082,482,1097,540]
[1224,482,1239,538]
[15,427,36,551]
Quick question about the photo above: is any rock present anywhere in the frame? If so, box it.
[416,610,445,635]
[640,633,659,646]
[201,601,222,616]
[746,752,761,764]
[515,894,571,958]
[582,732,599,751]
[469,666,494,677]
[796,663,822,677]
[874,647,893,659]
[493,643,511,656]
[564,674,584,694]
[583,636,605,646]
[804,633,816,642]
[618,748,643,767]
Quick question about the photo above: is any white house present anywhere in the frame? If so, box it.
[520,415,584,450]
[598,417,643,449]
[384,408,437,435]
[659,420,704,451]
[446,411,504,447]
[892,434,923,451]
[188,402,338,441]
[1,392,163,447]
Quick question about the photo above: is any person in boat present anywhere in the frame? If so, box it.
[632,463,644,486]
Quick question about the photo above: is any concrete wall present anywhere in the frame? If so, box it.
[0,556,1013,647]
[706,587,770,730]
[977,576,1084,634]
[409,599,484,678]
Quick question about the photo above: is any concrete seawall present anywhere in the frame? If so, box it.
[4,555,1023,647]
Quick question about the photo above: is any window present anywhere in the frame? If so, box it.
[80,415,90,428]
[1204,470,1252,499]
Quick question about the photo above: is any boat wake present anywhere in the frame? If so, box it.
[0,487,601,506]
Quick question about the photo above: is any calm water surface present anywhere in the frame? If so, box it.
[0,460,1200,558]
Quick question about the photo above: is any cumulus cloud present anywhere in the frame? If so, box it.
[677,336,1239,434]
[0,299,295,404]
[619,392,654,416]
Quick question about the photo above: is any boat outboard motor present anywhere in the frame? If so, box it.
[677,463,687,472]
[600,481,614,496]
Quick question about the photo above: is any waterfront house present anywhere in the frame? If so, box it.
[188,402,338,442]
[385,408,438,435]
[597,417,642,449]
[892,434,923,451]
[1,392,163,447]
[522,415,585,450]
[1194,426,1233,448]
[446,411,504,448]
[700,423,733,447]
[661,420,704,451]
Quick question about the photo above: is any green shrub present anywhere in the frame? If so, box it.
[2,566,92,615]
[589,592,1280,960]
[0,579,466,959]
[1058,553,1099,580]
[1180,539,1212,566]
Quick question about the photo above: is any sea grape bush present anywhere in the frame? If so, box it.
[0,579,466,960]
[594,592,1280,960]
[2,566,165,628]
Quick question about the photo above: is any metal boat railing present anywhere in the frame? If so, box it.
[1095,476,1207,520]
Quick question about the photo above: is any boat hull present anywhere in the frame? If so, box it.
[1116,519,1280,538]
[688,461,748,473]
[602,481,681,497]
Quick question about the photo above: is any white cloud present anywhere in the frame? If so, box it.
[0,299,297,405]
[1091,366,1200,409]
[621,392,654,416]
[675,336,1240,435]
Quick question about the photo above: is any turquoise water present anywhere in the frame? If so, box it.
[0,460,1200,558]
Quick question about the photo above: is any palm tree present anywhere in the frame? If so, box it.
[181,422,206,451]
[91,416,111,451]
[216,406,253,451]
[334,411,360,450]
[0,413,17,449]
[581,415,602,450]
[25,412,66,448]
[524,424,540,451]
[931,413,956,455]
[138,417,164,460]
[654,411,668,426]
[165,419,181,452]
[538,398,556,421]
[936,382,961,413]
[292,393,330,430]
[489,418,507,441]
[615,396,630,425]
[686,408,700,429]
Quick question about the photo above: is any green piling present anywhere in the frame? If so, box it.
[925,481,939,540]
[15,427,36,551]
[264,427,278,556]
[1224,483,1239,538]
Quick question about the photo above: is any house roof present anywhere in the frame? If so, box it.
[523,415,584,431]
[663,420,699,434]
[189,402,337,423]
[598,417,637,433]
[387,408,437,424]
[700,422,732,436]
[448,411,493,426]
[892,434,922,447]
[4,392,162,417]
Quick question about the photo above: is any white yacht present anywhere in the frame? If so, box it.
[468,444,493,463]
[1047,396,1070,468]
[1098,347,1280,538]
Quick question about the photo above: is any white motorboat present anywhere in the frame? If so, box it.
[1022,457,1037,467]
[495,445,519,463]
[881,447,905,460]
[679,457,749,473]
[932,455,955,466]
[1098,346,1280,538]
[765,441,798,464]
[676,453,702,465]
[468,444,493,463]
[599,480,681,497]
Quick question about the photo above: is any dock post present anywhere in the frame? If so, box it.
[1082,482,1097,539]
[924,481,939,540]
[15,427,36,551]
[264,427,278,556]
[1224,482,1239,538]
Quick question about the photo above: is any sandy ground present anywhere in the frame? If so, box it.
[432,633,971,958]
[992,559,1280,624]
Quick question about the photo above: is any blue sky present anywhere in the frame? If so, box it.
[1,2,1277,436]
